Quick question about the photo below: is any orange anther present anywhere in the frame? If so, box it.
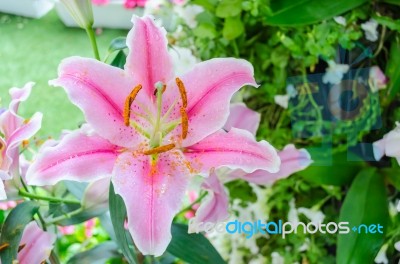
[143,143,176,155]
[123,84,142,126]
[176,78,187,108]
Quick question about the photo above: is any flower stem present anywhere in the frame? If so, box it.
[86,27,100,60]
[45,207,84,225]
[19,189,81,205]
[177,192,207,216]
[20,178,48,230]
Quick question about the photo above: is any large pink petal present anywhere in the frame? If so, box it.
[112,151,190,256]
[189,171,229,233]
[223,103,261,135]
[0,112,42,180]
[228,144,312,185]
[125,16,174,99]
[164,58,257,147]
[26,130,120,186]
[183,128,280,176]
[49,57,148,148]
[18,221,56,264]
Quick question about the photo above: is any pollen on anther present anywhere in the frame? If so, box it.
[143,143,176,155]
[123,84,142,126]
[180,107,188,139]
[176,77,187,108]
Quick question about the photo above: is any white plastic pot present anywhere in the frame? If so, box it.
[55,1,144,29]
[0,0,54,18]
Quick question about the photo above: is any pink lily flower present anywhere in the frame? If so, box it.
[0,83,42,199]
[13,221,56,264]
[189,104,312,230]
[58,225,76,235]
[26,16,280,256]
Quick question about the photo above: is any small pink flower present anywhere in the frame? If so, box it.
[27,16,279,256]
[0,200,18,210]
[172,0,186,5]
[84,218,96,238]
[58,225,75,235]
[124,0,137,9]
[136,0,147,7]
[92,0,109,5]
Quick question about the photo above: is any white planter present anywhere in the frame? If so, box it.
[0,0,54,18]
[55,1,144,29]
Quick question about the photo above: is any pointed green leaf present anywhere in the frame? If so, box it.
[109,37,127,53]
[264,0,368,26]
[337,168,389,264]
[109,183,137,264]
[111,50,127,70]
[387,39,400,100]
[223,16,244,40]
[166,224,226,264]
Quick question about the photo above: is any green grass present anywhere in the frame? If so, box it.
[0,10,127,139]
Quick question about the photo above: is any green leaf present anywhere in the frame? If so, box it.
[111,50,127,70]
[67,241,121,264]
[373,14,400,31]
[166,224,225,264]
[57,207,107,226]
[216,0,242,18]
[387,39,400,100]
[223,16,244,40]
[192,0,218,12]
[109,37,127,53]
[298,149,363,186]
[0,201,40,264]
[193,23,218,39]
[64,181,88,200]
[337,168,389,264]
[264,0,368,26]
[109,183,137,264]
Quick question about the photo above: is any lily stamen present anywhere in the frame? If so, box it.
[123,84,142,126]
[153,84,167,96]
[176,77,187,108]
[143,143,176,155]
[180,107,188,139]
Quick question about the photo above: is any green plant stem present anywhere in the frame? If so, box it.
[45,207,84,225]
[177,192,207,216]
[86,27,100,60]
[19,189,81,205]
[20,178,48,230]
